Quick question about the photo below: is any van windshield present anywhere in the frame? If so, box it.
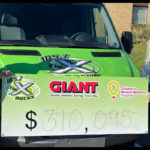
[0,3,121,49]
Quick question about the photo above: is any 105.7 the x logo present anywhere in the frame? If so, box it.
[51,59,93,74]
[9,82,34,96]
[7,75,40,100]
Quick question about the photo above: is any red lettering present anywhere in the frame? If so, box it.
[79,82,89,93]
[49,81,61,92]
[88,82,98,93]
[67,81,78,93]
[49,81,98,93]
[62,81,67,92]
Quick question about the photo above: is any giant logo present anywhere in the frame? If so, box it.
[49,81,99,93]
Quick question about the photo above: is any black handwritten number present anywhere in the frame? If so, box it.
[42,110,56,132]
[69,109,83,131]
[95,111,107,129]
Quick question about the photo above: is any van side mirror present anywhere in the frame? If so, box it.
[121,31,133,54]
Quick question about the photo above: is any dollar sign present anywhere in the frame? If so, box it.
[25,110,37,131]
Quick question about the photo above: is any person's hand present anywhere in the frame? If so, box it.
[147,92,150,103]
[0,70,11,77]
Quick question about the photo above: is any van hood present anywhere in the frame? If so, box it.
[0,46,139,77]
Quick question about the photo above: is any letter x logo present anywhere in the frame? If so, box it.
[9,82,34,96]
[51,59,93,74]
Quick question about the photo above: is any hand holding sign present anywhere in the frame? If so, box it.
[0,70,11,77]
[147,92,150,103]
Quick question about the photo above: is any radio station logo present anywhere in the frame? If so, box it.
[108,80,146,99]
[108,81,120,99]
[7,75,40,101]
[40,54,100,75]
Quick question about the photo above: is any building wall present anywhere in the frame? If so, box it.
[147,3,150,25]
[105,3,133,36]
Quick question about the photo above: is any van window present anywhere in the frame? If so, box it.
[0,3,121,49]
[93,8,106,45]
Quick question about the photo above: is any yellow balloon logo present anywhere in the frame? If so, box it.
[108,81,120,99]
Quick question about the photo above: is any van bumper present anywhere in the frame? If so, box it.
[0,134,138,147]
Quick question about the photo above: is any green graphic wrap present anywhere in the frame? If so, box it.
[1,74,148,137]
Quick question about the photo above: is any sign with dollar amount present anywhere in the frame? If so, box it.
[1,74,148,136]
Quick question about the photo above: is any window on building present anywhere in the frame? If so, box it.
[132,5,148,25]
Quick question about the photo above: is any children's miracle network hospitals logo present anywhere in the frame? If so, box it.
[108,80,146,99]
[6,75,40,101]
